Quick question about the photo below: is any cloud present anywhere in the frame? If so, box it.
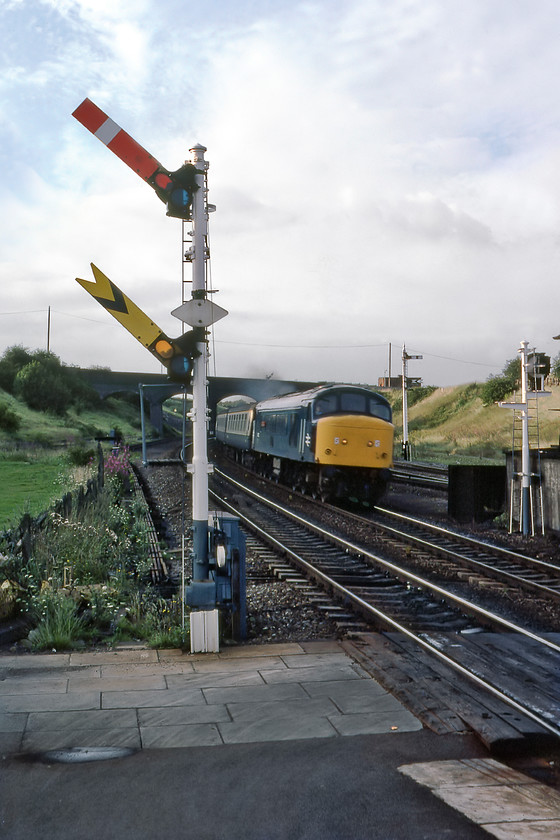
[1,0,560,387]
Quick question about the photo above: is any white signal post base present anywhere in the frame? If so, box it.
[190,609,220,653]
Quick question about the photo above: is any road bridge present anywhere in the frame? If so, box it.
[79,369,318,435]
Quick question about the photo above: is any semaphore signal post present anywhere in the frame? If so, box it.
[73,100,232,653]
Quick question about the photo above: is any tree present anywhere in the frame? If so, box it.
[14,355,71,415]
[1,346,100,414]
[0,345,33,393]
[480,357,520,406]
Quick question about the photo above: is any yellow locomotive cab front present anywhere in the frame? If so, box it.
[315,414,394,469]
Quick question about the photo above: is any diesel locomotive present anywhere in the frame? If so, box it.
[215,384,394,505]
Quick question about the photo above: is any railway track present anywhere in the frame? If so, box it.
[371,505,560,605]
[390,461,448,489]
[210,466,560,749]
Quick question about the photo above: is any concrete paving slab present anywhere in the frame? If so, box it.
[327,686,412,715]
[0,653,71,668]
[67,674,166,692]
[218,713,338,744]
[101,686,205,709]
[26,709,138,731]
[281,652,353,668]
[302,677,392,707]
[138,704,230,727]
[329,708,423,736]
[299,640,342,652]
[225,697,338,722]
[486,819,560,839]
[213,642,305,658]
[22,726,141,752]
[261,663,364,684]
[401,757,537,788]
[399,759,560,839]
[0,691,101,713]
[165,669,266,690]
[189,654,287,673]
[202,681,308,706]
[68,649,159,665]
[0,677,68,695]
[100,661,195,677]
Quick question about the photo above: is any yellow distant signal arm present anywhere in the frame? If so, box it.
[76,264,199,381]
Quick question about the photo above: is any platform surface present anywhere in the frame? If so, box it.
[1,640,558,839]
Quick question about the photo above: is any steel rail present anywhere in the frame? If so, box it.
[376,505,559,571]
[215,470,560,653]
[390,463,448,488]
[210,475,560,739]
[372,506,560,602]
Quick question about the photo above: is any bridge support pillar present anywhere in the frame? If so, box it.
[148,400,163,436]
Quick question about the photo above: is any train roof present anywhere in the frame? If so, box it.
[255,383,390,412]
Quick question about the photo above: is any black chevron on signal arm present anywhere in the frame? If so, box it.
[93,279,129,314]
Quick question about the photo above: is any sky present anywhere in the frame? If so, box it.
[1,0,560,390]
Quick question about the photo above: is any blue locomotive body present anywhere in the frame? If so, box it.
[216,384,394,505]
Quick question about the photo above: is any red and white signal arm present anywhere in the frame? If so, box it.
[72,98,173,193]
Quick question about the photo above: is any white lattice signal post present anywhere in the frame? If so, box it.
[73,101,227,652]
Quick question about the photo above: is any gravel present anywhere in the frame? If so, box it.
[135,443,560,642]
[135,451,339,643]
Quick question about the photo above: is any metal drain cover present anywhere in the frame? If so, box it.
[42,746,135,763]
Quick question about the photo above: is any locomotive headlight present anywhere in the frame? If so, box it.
[341,438,348,445]
[367,440,373,447]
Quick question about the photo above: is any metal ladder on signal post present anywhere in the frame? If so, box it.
[510,393,544,535]
[500,340,551,536]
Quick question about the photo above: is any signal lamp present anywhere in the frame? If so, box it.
[152,330,201,385]
[149,162,200,220]
[154,339,174,359]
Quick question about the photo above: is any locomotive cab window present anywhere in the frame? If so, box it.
[368,396,391,422]
[314,394,337,417]
[313,390,391,422]
[340,393,366,414]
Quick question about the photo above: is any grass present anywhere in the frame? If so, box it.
[1,452,189,651]
[391,382,560,463]
[0,453,69,528]
[0,387,156,445]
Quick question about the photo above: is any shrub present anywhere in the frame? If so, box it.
[68,444,96,467]
[14,356,71,415]
[0,401,20,432]
[480,375,516,406]
[0,345,33,393]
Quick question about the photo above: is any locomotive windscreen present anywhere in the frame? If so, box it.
[313,390,391,422]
